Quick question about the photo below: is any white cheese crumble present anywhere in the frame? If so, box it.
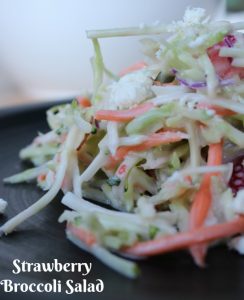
[108,70,153,109]
[183,7,208,25]
[168,7,208,32]
[0,198,7,214]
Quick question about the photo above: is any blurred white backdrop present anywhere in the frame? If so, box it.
[0,0,221,105]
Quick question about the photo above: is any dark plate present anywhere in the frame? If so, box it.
[0,102,243,300]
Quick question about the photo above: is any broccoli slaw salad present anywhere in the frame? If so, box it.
[1,7,244,278]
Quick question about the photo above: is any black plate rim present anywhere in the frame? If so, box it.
[0,100,69,119]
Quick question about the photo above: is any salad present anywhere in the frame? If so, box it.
[1,7,244,278]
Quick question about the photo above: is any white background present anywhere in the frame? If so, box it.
[0,0,230,105]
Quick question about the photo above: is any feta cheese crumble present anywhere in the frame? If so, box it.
[108,70,153,109]
[168,7,208,32]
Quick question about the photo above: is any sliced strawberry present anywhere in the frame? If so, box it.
[228,155,244,196]
[207,35,244,80]
[207,43,232,78]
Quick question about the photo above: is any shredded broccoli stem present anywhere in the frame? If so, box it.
[67,232,139,278]
[79,150,108,192]
[198,53,219,97]
[86,24,167,39]
[4,165,47,184]
[91,39,119,103]
[0,126,80,234]
[185,121,201,168]
[91,38,104,102]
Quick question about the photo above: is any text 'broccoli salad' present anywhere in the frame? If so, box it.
[1,7,244,278]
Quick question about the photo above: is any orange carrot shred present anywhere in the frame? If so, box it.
[67,223,97,246]
[119,61,147,77]
[77,96,91,108]
[95,102,154,122]
[104,131,187,170]
[197,103,235,116]
[124,216,244,257]
[189,142,223,266]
